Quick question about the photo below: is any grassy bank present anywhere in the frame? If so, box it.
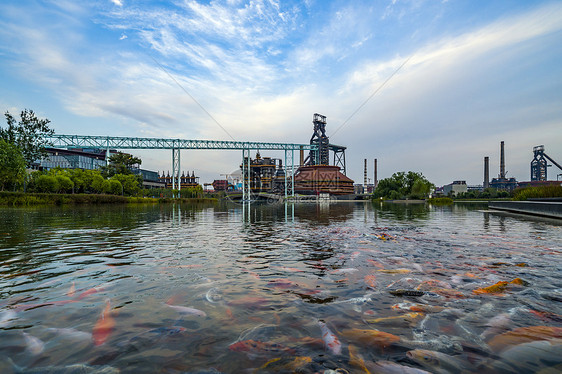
[0,191,218,206]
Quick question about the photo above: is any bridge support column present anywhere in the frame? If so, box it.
[284,149,295,199]
[242,149,251,202]
[172,148,180,194]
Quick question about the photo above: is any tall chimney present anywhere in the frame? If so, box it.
[484,156,489,188]
[364,159,368,193]
[500,141,505,179]
[374,158,378,188]
[299,146,304,166]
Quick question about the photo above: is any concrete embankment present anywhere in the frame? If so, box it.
[488,201,562,219]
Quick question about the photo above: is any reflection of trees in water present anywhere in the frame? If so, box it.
[372,201,430,221]
[0,204,215,284]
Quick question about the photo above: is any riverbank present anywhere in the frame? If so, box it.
[0,191,218,206]
[488,200,562,219]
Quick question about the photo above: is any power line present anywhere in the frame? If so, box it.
[149,54,236,141]
[333,55,412,136]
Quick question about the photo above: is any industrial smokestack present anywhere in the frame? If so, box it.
[484,156,489,188]
[364,159,367,193]
[374,159,378,188]
[500,141,505,179]
[300,146,304,166]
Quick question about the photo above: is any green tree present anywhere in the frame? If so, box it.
[1,109,54,167]
[111,174,140,196]
[56,175,74,193]
[91,174,106,193]
[373,171,434,200]
[35,175,59,193]
[100,153,142,178]
[0,139,26,191]
[107,179,122,195]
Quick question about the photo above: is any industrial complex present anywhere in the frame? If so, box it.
[35,114,561,199]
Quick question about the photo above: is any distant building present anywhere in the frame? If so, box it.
[443,180,467,196]
[35,147,106,170]
[212,180,229,191]
[159,171,200,189]
[517,180,561,189]
[489,177,517,191]
[36,148,166,189]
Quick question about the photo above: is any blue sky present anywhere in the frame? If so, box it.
[1,0,561,186]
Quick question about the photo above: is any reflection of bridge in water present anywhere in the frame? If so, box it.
[47,134,318,201]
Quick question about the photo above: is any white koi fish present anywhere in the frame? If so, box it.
[23,332,45,355]
[166,304,207,317]
[0,310,17,327]
[318,320,342,355]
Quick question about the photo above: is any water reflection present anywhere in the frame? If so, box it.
[0,202,561,373]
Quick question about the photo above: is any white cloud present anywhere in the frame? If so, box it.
[110,0,123,6]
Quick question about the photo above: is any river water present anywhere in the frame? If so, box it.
[0,202,561,373]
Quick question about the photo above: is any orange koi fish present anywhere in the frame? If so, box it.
[76,285,105,300]
[340,328,400,349]
[364,275,377,290]
[228,339,296,356]
[473,278,529,295]
[367,259,385,268]
[92,299,115,346]
[348,345,369,373]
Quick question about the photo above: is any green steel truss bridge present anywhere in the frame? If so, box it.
[47,134,325,201]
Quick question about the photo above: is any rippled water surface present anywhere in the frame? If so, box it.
[0,202,561,373]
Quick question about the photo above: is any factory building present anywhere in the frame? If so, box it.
[158,171,200,189]
[443,180,468,196]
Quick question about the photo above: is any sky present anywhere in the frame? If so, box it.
[1,0,561,186]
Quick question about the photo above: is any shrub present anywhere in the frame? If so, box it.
[513,185,562,201]
[35,175,59,193]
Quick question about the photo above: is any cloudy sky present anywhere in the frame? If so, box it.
[1,0,561,186]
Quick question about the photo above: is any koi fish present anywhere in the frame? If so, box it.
[389,289,424,297]
[391,302,446,313]
[318,320,342,355]
[228,339,296,356]
[366,312,423,325]
[166,304,207,317]
[66,282,75,297]
[23,332,45,355]
[267,279,301,288]
[272,266,304,273]
[340,328,400,349]
[473,278,529,295]
[378,269,411,274]
[487,325,562,352]
[260,356,312,371]
[365,360,432,374]
[46,327,92,341]
[406,349,472,374]
[348,344,369,373]
[367,259,385,269]
[76,285,105,300]
[92,299,115,346]
[364,275,377,289]
[330,268,359,274]
[0,310,17,327]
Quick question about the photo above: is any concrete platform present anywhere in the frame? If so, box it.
[488,201,562,219]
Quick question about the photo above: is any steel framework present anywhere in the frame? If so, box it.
[531,145,562,181]
[46,134,316,199]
